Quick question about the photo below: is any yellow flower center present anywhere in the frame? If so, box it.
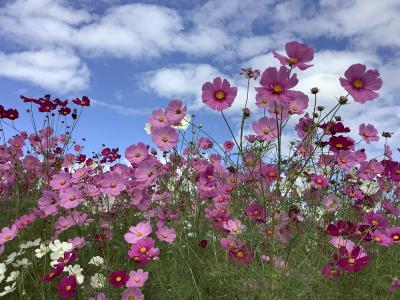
[353,80,363,89]
[237,251,245,258]
[336,143,343,149]
[374,236,382,242]
[65,285,72,291]
[289,57,298,64]
[140,247,147,253]
[263,128,270,135]
[228,241,236,247]
[162,136,168,142]
[268,171,275,177]
[316,178,323,184]
[115,276,122,282]
[134,278,141,283]
[158,116,165,122]
[341,157,347,163]
[261,98,268,104]
[135,152,141,157]
[110,182,117,188]
[162,233,168,238]
[348,258,356,264]
[272,84,282,94]
[136,232,143,237]
[371,220,378,226]
[393,235,399,241]
[147,171,153,177]
[5,233,11,240]
[129,296,135,300]
[215,91,225,100]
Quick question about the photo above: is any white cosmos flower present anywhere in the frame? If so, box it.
[144,122,152,134]
[88,256,104,266]
[35,243,50,258]
[6,271,19,282]
[49,240,73,260]
[172,114,191,131]
[64,264,84,284]
[19,238,41,249]
[0,263,5,284]
[12,258,32,268]
[4,252,17,265]
[90,273,106,289]
[0,282,16,297]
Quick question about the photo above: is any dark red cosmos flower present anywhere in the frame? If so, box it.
[20,95,36,103]
[199,239,208,248]
[39,100,57,112]
[328,135,354,151]
[385,161,400,182]
[228,245,253,265]
[108,270,129,287]
[59,107,71,116]
[334,245,370,273]
[57,275,77,298]
[2,108,19,120]
[54,251,77,269]
[327,220,355,237]
[41,265,64,282]
[321,262,341,279]
[353,224,372,242]
[76,154,86,163]
[320,121,350,135]
[54,98,68,107]
[73,96,90,107]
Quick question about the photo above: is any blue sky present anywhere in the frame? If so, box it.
[0,0,399,158]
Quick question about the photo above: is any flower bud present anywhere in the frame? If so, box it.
[338,96,348,104]
[310,87,320,94]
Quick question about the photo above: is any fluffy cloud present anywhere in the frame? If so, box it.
[0,49,89,93]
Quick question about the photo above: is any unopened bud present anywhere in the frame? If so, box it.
[310,87,320,94]
[313,113,319,118]
[317,106,324,111]
[338,96,348,104]
[243,107,251,117]
[335,116,341,121]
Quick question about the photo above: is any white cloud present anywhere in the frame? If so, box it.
[91,99,151,116]
[0,49,89,93]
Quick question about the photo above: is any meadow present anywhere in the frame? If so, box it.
[0,41,399,299]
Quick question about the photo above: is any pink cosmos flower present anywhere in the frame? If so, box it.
[100,172,126,196]
[121,288,144,300]
[135,160,157,186]
[273,41,314,70]
[256,66,299,103]
[125,142,148,164]
[223,140,234,152]
[57,276,77,298]
[223,219,245,235]
[126,269,149,288]
[59,187,84,210]
[261,164,280,184]
[310,174,329,189]
[363,211,389,229]
[151,126,178,151]
[339,63,382,103]
[386,227,400,243]
[124,221,153,244]
[0,225,18,244]
[38,190,59,216]
[88,293,106,300]
[68,237,86,249]
[323,194,341,212]
[321,262,341,280]
[245,202,265,222]
[336,151,357,171]
[202,77,238,111]
[252,117,278,141]
[128,237,159,264]
[228,245,253,265]
[50,172,71,190]
[359,123,379,144]
[165,99,187,124]
[371,230,392,247]
[148,108,169,128]
[14,214,36,229]
[287,92,309,115]
[156,226,176,244]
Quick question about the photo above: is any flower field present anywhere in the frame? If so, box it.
[1,41,400,299]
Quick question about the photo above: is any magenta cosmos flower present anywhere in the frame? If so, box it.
[100,172,126,196]
[273,41,314,70]
[202,77,238,111]
[339,63,382,103]
[126,269,149,288]
[311,174,329,189]
[108,270,129,287]
[59,186,84,209]
[256,66,299,103]
[151,126,178,151]
[57,276,77,298]
[165,99,187,124]
[124,221,153,244]
[0,225,18,244]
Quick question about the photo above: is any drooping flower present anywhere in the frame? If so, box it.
[273,41,314,70]
[202,77,238,111]
[339,63,382,103]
